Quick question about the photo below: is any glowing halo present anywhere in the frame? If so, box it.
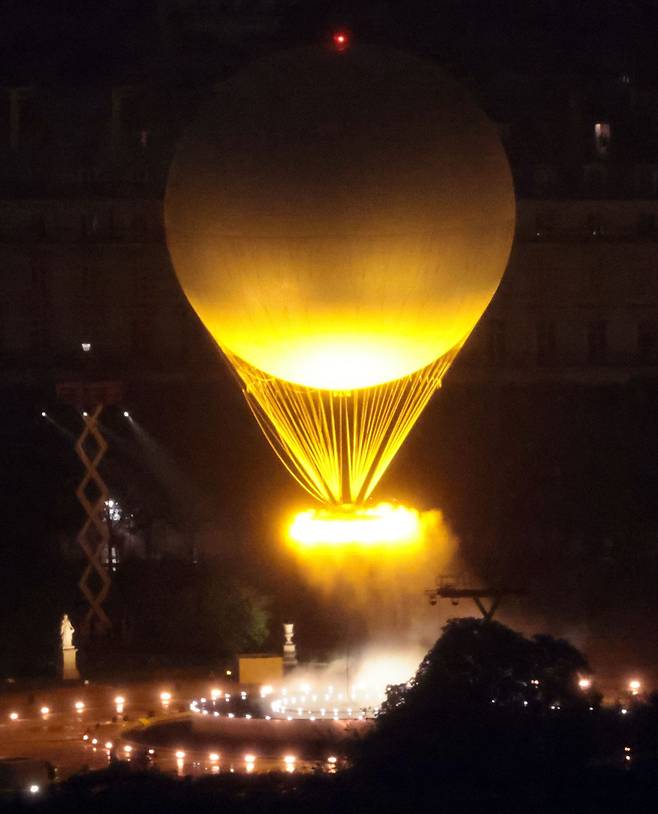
[288,503,422,549]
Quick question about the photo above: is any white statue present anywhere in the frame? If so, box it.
[283,622,297,668]
[60,614,74,649]
[59,614,79,680]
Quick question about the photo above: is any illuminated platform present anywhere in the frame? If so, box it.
[123,715,370,774]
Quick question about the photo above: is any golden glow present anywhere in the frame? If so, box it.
[199,298,494,392]
[233,349,456,504]
[285,506,457,632]
[289,503,421,549]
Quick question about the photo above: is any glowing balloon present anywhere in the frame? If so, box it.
[165,45,515,503]
[166,45,514,392]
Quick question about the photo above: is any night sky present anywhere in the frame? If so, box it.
[2,1,658,84]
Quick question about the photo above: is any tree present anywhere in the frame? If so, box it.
[355,618,600,796]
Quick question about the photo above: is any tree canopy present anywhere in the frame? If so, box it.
[356,618,600,792]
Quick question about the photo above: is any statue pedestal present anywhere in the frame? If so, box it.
[61,646,80,681]
[283,622,297,670]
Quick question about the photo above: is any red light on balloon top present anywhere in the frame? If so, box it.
[332,31,350,52]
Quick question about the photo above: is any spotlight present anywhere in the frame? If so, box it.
[8,712,18,721]
[81,342,91,353]
[123,411,130,418]
[175,750,185,759]
[41,411,47,418]
[82,411,88,418]
[28,785,40,794]
[74,701,85,712]
[40,706,49,715]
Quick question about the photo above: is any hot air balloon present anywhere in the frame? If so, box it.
[165,45,515,506]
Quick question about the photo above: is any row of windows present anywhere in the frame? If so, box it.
[0,209,161,242]
[521,163,658,199]
[530,211,658,241]
[475,319,658,367]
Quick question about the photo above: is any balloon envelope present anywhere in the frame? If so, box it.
[165,45,515,391]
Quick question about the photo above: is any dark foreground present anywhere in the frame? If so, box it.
[4,762,658,814]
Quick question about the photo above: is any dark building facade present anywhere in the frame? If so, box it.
[1,66,658,386]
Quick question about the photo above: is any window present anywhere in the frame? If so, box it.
[535,214,548,240]
[638,213,656,237]
[533,165,556,196]
[584,164,608,196]
[634,165,658,197]
[586,321,607,364]
[593,122,611,158]
[486,319,506,365]
[587,212,605,237]
[536,321,557,366]
[638,320,658,364]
